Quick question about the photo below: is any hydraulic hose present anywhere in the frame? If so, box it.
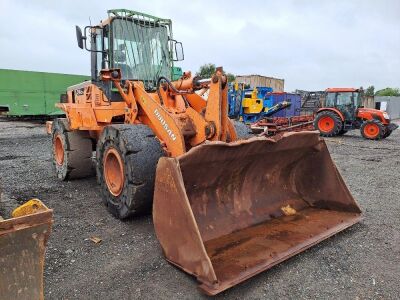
[156,76,190,107]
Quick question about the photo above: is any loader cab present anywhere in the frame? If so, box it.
[75,9,184,96]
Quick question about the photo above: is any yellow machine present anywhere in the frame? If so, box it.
[242,87,264,114]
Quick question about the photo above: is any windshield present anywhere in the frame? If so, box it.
[325,92,336,106]
[336,92,353,105]
[111,18,171,89]
[326,92,360,107]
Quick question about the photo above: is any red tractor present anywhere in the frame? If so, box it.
[314,88,398,140]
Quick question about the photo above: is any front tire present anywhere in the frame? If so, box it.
[96,124,164,219]
[360,120,384,140]
[314,111,343,137]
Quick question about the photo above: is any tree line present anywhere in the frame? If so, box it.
[365,86,400,97]
[196,63,236,82]
[196,64,399,96]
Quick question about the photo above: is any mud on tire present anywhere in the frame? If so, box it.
[52,118,94,180]
[96,124,164,219]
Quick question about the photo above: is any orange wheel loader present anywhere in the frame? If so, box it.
[47,9,362,295]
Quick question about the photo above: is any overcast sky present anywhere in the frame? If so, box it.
[1,0,399,91]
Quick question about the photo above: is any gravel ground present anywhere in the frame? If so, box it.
[0,117,399,299]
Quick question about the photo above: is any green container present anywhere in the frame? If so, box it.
[0,69,89,116]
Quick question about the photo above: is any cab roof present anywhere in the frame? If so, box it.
[326,88,359,93]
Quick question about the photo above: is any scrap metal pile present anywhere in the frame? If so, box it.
[251,115,315,136]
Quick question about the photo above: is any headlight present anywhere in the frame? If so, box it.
[383,112,390,119]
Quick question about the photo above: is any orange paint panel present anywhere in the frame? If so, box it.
[357,108,388,125]
[57,69,236,156]
[326,88,358,92]
[185,93,207,112]
[183,107,208,146]
[132,82,186,156]
[93,109,125,123]
[317,108,344,121]
[205,80,222,140]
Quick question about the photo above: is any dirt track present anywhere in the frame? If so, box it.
[0,118,399,299]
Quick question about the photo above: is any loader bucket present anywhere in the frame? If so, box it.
[0,200,53,300]
[153,131,362,295]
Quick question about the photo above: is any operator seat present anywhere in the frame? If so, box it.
[113,46,134,79]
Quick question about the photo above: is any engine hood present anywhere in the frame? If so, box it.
[358,107,384,114]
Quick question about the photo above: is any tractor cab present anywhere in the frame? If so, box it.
[325,88,362,122]
[314,87,398,140]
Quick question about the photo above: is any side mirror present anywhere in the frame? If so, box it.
[75,26,85,49]
[172,40,184,61]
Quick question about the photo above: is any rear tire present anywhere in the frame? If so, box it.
[51,118,94,180]
[314,111,343,137]
[96,124,164,219]
[360,120,384,140]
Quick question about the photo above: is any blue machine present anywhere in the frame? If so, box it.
[228,84,294,123]
[264,92,302,118]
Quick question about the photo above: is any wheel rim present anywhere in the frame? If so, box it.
[364,123,379,138]
[318,116,335,132]
[54,135,65,165]
[104,147,125,197]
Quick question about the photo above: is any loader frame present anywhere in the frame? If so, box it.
[56,68,235,157]
[49,9,363,295]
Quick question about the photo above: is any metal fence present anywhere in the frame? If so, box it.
[375,96,400,120]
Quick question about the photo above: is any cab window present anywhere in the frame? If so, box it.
[336,92,353,105]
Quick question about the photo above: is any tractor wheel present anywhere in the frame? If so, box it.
[52,118,94,180]
[314,111,343,137]
[360,120,384,140]
[96,124,164,219]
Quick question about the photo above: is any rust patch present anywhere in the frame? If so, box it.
[0,208,53,300]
